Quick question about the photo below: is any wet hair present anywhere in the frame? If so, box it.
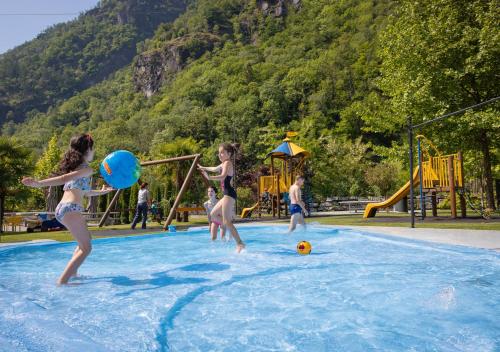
[140,182,148,189]
[208,185,218,193]
[219,142,239,158]
[58,133,94,174]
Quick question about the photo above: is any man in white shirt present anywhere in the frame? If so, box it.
[131,182,151,229]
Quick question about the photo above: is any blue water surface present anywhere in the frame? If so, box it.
[0,225,499,352]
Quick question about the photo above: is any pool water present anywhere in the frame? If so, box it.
[0,225,499,351]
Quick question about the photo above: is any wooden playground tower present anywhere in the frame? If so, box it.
[364,135,465,218]
[244,132,309,218]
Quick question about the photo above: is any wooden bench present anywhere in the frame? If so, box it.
[85,212,120,226]
[176,207,205,222]
[2,215,24,232]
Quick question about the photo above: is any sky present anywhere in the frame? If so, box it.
[0,0,101,54]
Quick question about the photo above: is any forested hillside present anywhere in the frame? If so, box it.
[0,0,189,124]
[1,0,498,211]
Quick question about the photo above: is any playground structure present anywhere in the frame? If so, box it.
[241,132,310,218]
[99,154,209,230]
[364,135,465,218]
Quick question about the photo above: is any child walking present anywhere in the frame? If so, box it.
[288,175,309,232]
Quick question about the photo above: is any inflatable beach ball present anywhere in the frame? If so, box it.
[297,241,312,255]
[100,150,141,189]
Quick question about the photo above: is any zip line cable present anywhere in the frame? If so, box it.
[412,96,500,130]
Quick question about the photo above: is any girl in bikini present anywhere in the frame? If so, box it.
[22,134,114,285]
[198,143,245,253]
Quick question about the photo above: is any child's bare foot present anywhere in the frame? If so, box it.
[236,242,245,253]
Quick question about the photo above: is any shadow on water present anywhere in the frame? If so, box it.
[81,262,231,296]
[178,263,230,272]
[155,263,336,352]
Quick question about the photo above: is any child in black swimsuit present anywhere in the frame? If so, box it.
[198,143,245,253]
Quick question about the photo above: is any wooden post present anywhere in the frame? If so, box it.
[277,173,281,218]
[183,211,188,222]
[140,154,200,166]
[458,151,466,218]
[448,155,457,218]
[284,158,288,216]
[99,189,122,227]
[271,156,276,217]
[431,191,438,217]
[257,176,261,218]
[163,154,201,230]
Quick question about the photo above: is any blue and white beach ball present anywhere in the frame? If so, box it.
[100,150,141,189]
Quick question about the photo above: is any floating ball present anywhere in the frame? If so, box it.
[297,241,312,255]
[100,150,141,189]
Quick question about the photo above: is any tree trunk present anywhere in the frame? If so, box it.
[46,186,60,212]
[0,194,4,234]
[480,130,496,210]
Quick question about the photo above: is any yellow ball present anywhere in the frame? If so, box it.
[297,241,312,255]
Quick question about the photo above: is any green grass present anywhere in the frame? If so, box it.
[308,214,500,230]
[0,218,208,244]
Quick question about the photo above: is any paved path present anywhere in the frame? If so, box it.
[330,225,500,251]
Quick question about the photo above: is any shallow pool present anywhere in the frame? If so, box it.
[0,225,499,351]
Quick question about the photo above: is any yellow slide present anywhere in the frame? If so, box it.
[241,202,259,218]
[363,167,420,218]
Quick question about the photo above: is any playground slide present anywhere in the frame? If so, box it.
[241,202,259,218]
[363,167,420,218]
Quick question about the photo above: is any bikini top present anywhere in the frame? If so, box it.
[63,163,91,191]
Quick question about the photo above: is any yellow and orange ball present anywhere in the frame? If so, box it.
[296,241,312,255]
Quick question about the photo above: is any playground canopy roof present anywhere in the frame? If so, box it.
[267,138,310,159]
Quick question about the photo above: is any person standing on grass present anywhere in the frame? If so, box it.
[131,182,151,230]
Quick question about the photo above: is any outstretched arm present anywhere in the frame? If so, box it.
[197,164,222,173]
[22,167,93,188]
[86,185,115,197]
[200,161,229,181]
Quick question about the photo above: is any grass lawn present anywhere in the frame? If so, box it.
[0,218,208,244]
[1,211,499,244]
[308,213,500,230]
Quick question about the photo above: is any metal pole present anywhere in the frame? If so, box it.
[417,138,425,219]
[448,155,457,218]
[408,116,415,228]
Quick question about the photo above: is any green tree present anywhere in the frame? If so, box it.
[376,0,500,209]
[364,161,405,197]
[33,135,62,210]
[120,187,131,224]
[129,183,139,223]
[0,137,33,233]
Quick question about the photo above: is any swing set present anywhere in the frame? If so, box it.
[98,154,209,230]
